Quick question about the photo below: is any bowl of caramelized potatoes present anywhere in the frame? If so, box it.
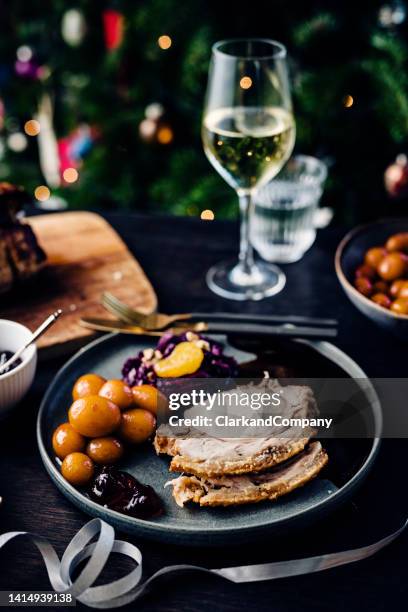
[335,219,408,336]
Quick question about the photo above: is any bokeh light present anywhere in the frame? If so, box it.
[201,209,215,221]
[343,94,354,108]
[157,126,173,144]
[63,167,79,183]
[16,45,33,62]
[24,119,41,136]
[139,118,157,141]
[158,35,172,50]
[38,65,51,81]
[145,102,164,119]
[7,132,27,152]
[34,185,50,201]
[240,76,252,90]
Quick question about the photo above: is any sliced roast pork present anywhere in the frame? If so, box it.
[154,382,319,477]
[167,441,328,507]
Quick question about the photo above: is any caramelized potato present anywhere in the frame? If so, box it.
[118,408,156,444]
[132,384,168,416]
[99,379,133,410]
[86,437,124,464]
[391,297,408,315]
[390,279,406,297]
[355,264,376,280]
[72,373,106,401]
[61,452,94,486]
[69,395,121,437]
[52,423,86,459]
[364,247,387,269]
[397,281,408,298]
[355,277,373,297]
[386,233,408,253]
[371,293,391,309]
[377,252,407,281]
[372,280,389,294]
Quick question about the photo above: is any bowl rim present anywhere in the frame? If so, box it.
[335,220,408,320]
[0,318,36,381]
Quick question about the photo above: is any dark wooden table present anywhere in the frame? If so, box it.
[0,213,406,611]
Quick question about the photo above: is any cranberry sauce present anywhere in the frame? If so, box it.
[88,465,163,519]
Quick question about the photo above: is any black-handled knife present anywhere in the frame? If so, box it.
[80,318,337,340]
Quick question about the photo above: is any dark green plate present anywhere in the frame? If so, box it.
[37,334,381,545]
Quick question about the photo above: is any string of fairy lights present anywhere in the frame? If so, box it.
[18,30,217,219]
[8,18,356,221]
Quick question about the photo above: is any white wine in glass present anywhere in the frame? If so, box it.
[202,39,295,300]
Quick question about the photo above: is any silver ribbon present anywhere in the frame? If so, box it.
[0,517,406,608]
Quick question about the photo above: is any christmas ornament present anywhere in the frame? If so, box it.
[384,154,408,197]
[36,94,61,188]
[103,9,124,51]
[61,9,87,47]
[57,137,74,175]
[69,124,95,159]
[58,124,97,179]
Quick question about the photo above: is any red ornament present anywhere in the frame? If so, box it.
[103,9,124,51]
[57,138,74,175]
[385,154,408,198]
[57,124,98,178]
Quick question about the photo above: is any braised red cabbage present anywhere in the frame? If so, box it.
[122,331,238,389]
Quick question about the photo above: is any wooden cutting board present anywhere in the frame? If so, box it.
[0,211,157,356]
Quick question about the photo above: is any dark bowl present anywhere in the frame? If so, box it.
[335,219,408,337]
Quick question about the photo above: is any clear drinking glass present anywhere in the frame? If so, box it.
[202,39,295,300]
[251,155,328,263]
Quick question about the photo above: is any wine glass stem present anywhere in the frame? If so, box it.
[238,190,255,275]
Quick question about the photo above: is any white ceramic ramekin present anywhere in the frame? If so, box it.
[0,319,37,418]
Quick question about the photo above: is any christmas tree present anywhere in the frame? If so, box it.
[1,0,408,223]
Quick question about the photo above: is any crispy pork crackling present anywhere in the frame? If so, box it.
[167,441,328,507]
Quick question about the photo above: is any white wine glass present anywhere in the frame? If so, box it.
[202,39,295,300]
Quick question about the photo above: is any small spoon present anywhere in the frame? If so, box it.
[0,310,63,375]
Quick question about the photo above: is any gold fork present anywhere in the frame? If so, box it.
[102,292,338,331]
[102,292,191,329]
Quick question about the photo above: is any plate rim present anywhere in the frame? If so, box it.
[37,332,382,538]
